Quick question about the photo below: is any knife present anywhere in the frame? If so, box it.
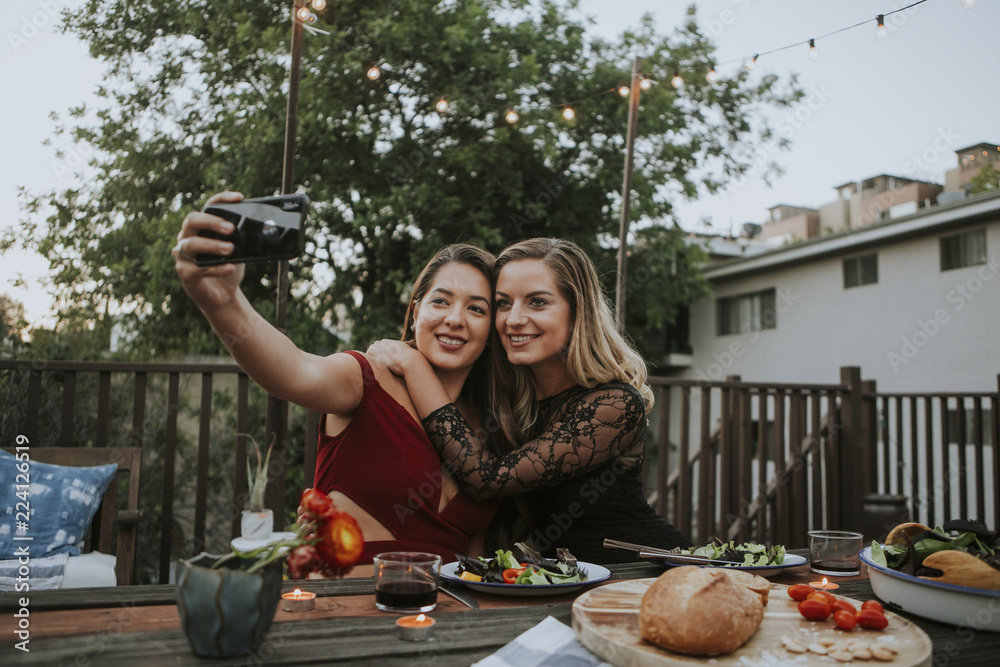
[438,581,479,609]
[638,551,740,567]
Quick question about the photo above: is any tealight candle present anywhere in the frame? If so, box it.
[396,613,436,641]
[281,588,316,612]
[809,577,840,590]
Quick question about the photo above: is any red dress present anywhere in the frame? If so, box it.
[314,351,499,563]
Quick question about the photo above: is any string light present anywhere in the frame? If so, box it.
[874,14,888,40]
[289,0,953,131]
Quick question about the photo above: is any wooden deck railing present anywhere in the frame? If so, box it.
[2,360,996,583]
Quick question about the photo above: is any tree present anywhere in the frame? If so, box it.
[969,163,1000,195]
[5,1,801,358]
[0,294,29,355]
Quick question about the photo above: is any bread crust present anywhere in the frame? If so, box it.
[639,566,765,656]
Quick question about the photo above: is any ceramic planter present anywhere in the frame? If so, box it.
[241,508,274,540]
[175,552,283,658]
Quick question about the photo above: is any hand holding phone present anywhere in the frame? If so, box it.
[195,194,309,265]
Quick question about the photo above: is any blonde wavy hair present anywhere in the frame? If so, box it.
[489,238,654,445]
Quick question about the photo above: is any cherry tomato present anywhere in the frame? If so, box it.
[834,610,858,631]
[501,566,527,584]
[832,598,857,615]
[861,600,884,614]
[787,584,814,601]
[806,591,833,611]
[798,599,832,621]
[856,609,889,630]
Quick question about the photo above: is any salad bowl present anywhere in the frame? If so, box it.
[860,546,1000,632]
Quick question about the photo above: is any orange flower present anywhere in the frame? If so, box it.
[315,511,364,575]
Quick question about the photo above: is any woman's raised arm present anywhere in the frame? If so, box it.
[175,191,363,416]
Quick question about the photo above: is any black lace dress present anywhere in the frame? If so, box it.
[422,381,692,563]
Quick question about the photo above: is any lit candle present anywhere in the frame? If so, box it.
[396,613,436,641]
[809,577,840,590]
[281,588,316,612]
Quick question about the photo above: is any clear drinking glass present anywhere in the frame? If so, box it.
[373,552,441,613]
[808,530,863,576]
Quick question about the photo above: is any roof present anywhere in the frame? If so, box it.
[955,142,1000,154]
[701,189,1000,281]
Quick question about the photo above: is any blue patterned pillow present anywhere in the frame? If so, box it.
[0,449,117,559]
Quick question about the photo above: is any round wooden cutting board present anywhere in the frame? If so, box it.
[572,578,932,666]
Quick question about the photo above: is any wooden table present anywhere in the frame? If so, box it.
[2,560,999,665]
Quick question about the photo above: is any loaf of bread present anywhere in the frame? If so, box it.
[639,566,766,656]
[721,567,771,606]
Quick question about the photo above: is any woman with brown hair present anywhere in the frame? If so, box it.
[174,191,511,569]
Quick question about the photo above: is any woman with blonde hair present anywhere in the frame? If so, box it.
[369,237,691,563]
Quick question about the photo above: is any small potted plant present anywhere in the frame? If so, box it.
[176,489,364,658]
[240,435,274,540]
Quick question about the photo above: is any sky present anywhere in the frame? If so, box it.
[2,0,998,326]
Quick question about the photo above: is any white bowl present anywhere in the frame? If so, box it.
[860,546,1000,632]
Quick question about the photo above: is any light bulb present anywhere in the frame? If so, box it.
[706,66,718,84]
[561,107,575,121]
[435,98,449,113]
[306,11,317,24]
[295,6,311,21]
[808,39,819,61]
[639,78,652,91]
[960,0,978,8]
[874,15,888,40]
[311,0,327,10]
[618,85,630,97]
[671,71,684,89]
[744,55,758,72]
[505,109,519,124]
[366,65,381,81]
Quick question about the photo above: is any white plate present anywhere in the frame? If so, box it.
[439,560,612,596]
[860,546,1000,631]
[644,553,808,578]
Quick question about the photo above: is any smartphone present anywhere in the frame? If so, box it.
[194,194,310,265]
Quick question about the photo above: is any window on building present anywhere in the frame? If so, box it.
[843,254,878,289]
[717,289,777,336]
[940,228,987,271]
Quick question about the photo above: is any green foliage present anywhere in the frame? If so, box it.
[5,0,801,358]
[969,163,1000,195]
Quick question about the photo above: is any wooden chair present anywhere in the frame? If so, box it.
[2,447,142,586]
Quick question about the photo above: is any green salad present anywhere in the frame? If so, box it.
[678,540,786,567]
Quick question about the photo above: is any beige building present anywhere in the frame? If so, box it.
[751,143,999,245]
